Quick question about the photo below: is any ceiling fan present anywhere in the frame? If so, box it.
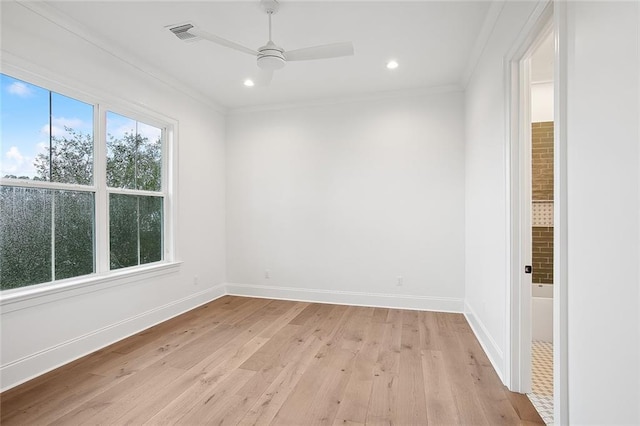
[168,0,354,86]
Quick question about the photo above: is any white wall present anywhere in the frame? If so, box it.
[226,92,465,311]
[565,2,639,424]
[0,2,226,390]
[464,0,539,378]
[531,82,553,122]
[466,0,640,424]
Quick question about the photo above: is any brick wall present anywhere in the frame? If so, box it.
[532,121,554,284]
[532,226,554,284]
[532,122,554,201]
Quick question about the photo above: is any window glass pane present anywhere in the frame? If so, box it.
[49,93,94,185]
[139,196,162,265]
[106,112,162,191]
[55,190,94,280]
[1,75,50,180]
[0,74,94,184]
[109,194,163,270]
[0,186,52,289]
[109,193,138,270]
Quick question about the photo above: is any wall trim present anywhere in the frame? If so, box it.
[553,2,570,423]
[0,285,226,392]
[460,0,506,88]
[225,282,463,313]
[13,1,226,115]
[0,262,183,314]
[227,84,463,115]
[464,301,505,382]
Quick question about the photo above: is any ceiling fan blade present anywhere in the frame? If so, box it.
[285,42,354,61]
[254,69,274,87]
[189,27,258,56]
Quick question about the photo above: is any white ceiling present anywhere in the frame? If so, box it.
[41,1,493,110]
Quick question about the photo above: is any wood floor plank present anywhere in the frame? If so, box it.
[395,310,429,425]
[237,335,326,426]
[422,349,462,424]
[457,322,527,425]
[505,387,546,423]
[271,345,356,425]
[114,367,210,425]
[333,318,384,424]
[143,326,273,424]
[0,351,121,422]
[365,308,402,425]
[0,297,546,426]
[48,366,185,425]
[238,324,303,372]
[171,368,257,425]
[438,325,491,425]
[289,302,322,325]
[262,306,360,425]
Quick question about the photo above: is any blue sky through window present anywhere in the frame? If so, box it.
[0,74,93,179]
[106,111,162,146]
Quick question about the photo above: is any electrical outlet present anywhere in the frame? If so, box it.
[194,275,199,285]
[396,276,403,286]
[265,269,270,279]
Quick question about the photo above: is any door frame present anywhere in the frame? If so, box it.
[504,1,569,424]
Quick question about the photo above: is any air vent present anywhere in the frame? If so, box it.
[168,23,200,42]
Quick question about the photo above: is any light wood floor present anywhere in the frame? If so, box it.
[0,296,544,425]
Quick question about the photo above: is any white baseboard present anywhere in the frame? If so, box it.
[225,283,464,313]
[464,301,504,382]
[0,285,226,392]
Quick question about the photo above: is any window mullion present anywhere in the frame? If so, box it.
[136,196,141,266]
[94,106,109,273]
[50,191,55,282]
[162,127,171,262]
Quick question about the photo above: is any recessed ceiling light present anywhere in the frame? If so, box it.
[243,79,255,87]
[386,60,399,70]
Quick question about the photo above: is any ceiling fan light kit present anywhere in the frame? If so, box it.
[257,41,286,70]
[168,0,354,85]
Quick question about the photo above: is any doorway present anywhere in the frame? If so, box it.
[506,1,568,425]
[528,30,555,425]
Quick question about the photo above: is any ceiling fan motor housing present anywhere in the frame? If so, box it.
[257,41,286,70]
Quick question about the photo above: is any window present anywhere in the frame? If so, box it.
[0,73,172,291]
[106,112,163,270]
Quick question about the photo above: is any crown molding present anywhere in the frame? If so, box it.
[227,83,464,115]
[460,0,506,89]
[14,1,227,115]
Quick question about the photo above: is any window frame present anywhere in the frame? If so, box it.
[100,105,171,273]
[0,65,179,301]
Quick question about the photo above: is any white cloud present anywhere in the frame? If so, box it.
[41,117,89,137]
[109,123,136,140]
[36,142,48,153]
[109,122,161,142]
[53,117,85,129]
[6,146,24,163]
[138,122,162,142]
[7,81,34,98]
[41,125,68,138]
[2,146,37,178]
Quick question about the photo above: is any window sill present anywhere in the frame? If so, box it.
[0,261,183,313]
